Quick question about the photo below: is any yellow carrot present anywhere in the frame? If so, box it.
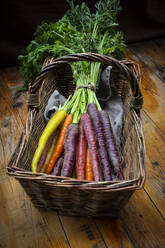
[32,110,67,172]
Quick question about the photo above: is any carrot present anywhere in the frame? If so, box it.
[85,146,94,181]
[32,110,67,172]
[51,154,64,176]
[37,131,56,172]
[40,127,60,173]
[87,103,112,181]
[100,110,124,180]
[81,113,101,181]
[76,120,87,180]
[61,123,79,177]
[46,114,73,174]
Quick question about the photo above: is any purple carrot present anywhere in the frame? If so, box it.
[87,103,112,181]
[100,110,124,180]
[76,120,87,180]
[51,154,64,176]
[37,131,56,172]
[81,113,101,181]
[61,123,79,177]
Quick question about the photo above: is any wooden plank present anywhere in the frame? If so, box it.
[128,40,165,83]
[0,177,70,248]
[142,111,165,218]
[40,212,71,248]
[0,72,24,165]
[0,78,69,248]
[95,218,133,248]
[1,67,28,126]
[126,47,165,134]
[126,43,165,218]
[119,40,165,248]
[0,178,51,248]
[142,40,165,68]
[120,189,165,248]
[59,215,107,248]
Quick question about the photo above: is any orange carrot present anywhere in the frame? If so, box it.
[46,114,73,174]
[85,146,94,181]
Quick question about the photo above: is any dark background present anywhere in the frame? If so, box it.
[1,0,165,67]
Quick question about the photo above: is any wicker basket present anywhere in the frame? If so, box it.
[7,53,145,218]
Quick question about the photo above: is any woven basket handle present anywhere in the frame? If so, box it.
[28,52,143,110]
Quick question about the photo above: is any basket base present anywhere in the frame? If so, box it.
[17,178,135,218]
[37,205,119,219]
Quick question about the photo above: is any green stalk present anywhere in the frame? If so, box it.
[73,109,80,123]
[60,94,72,111]
[66,89,80,113]
[81,89,86,113]
[93,92,101,111]
[87,89,93,104]
[71,90,82,114]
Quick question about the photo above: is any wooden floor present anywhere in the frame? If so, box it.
[0,38,165,248]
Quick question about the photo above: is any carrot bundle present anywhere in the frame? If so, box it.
[32,85,124,181]
[27,0,126,180]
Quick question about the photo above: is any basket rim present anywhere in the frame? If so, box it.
[7,167,142,191]
[28,52,143,111]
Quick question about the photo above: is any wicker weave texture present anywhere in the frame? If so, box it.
[7,53,145,217]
